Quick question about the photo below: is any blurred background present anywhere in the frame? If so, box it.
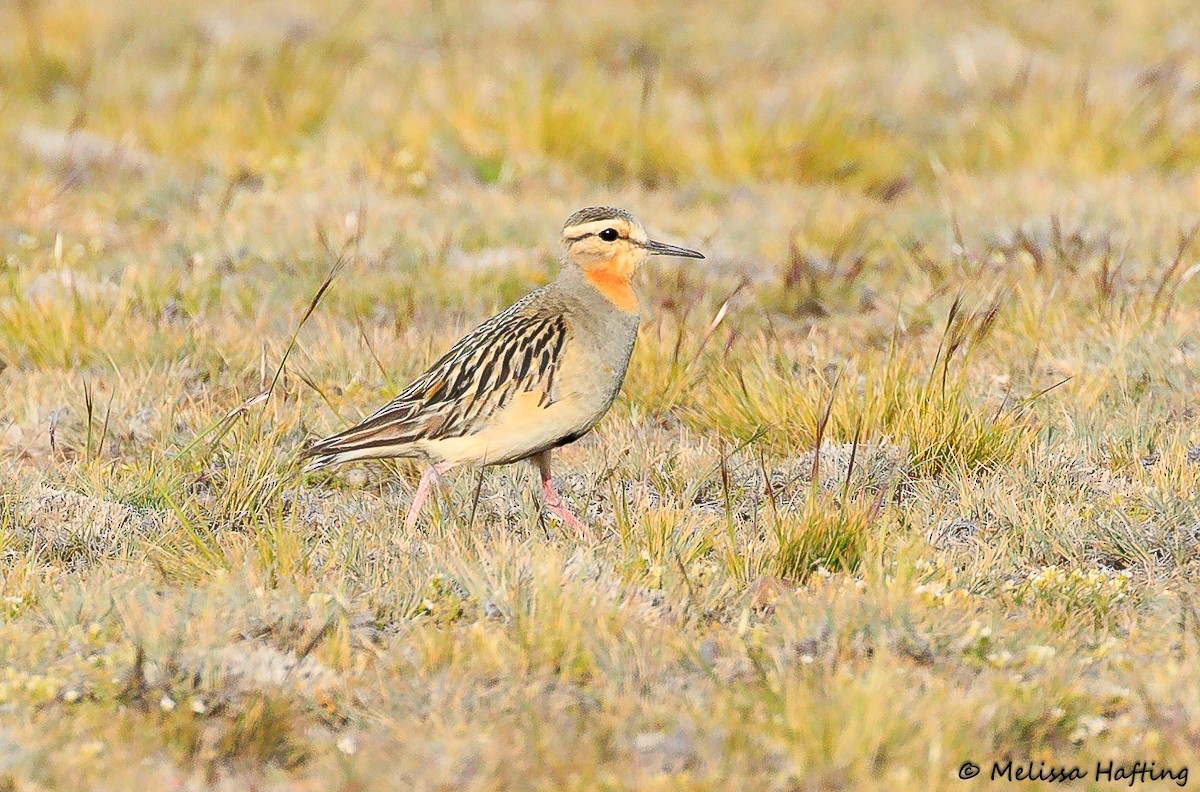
[5,0,1200,255]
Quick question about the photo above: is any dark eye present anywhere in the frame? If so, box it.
[598,228,619,242]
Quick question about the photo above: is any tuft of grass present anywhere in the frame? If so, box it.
[215,692,312,773]
[691,340,1029,478]
[769,492,880,582]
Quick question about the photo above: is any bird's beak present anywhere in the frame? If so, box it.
[643,239,705,259]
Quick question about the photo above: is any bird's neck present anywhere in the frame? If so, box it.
[569,252,640,313]
[582,265,638,312]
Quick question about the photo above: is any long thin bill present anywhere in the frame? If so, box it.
[644,239,705,259]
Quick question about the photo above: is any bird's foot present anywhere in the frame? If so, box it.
[541,478,585,531]
[404,461,456,533]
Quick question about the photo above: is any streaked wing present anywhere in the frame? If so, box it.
[304,291,570,457]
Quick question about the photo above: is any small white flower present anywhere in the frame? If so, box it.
[1027,645,1057,663]
[160,695,176,711]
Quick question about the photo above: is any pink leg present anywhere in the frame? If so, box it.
[534,451,584,530]
[405,461,455,532]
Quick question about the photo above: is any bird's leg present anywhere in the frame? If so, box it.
[534,450,584,530]
[405,461,455,532]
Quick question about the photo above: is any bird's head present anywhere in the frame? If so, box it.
[561,206,704,277]
[560,207,703,311]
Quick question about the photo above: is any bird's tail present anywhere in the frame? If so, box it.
[300,450,342,473]
[299,430,420,473]
[299,437,382,472]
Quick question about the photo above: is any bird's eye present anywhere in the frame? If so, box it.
[598,228,619,242]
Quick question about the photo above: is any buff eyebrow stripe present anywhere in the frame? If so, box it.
[565,232,629,243]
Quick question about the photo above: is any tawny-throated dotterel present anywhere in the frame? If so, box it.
[302,207,704,530]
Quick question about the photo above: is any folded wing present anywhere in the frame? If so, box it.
[302,292,570,467]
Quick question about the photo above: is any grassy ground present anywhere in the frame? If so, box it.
[3,0,1200,788]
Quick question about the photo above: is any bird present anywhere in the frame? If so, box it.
[301,207,704,531]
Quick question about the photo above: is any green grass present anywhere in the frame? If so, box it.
[3,0,1200,788]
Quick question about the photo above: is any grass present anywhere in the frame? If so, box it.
[3,0,1200,788]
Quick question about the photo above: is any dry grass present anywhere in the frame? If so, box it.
[3,0,1200,788]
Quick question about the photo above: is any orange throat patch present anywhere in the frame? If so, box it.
[584,263,638,312]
